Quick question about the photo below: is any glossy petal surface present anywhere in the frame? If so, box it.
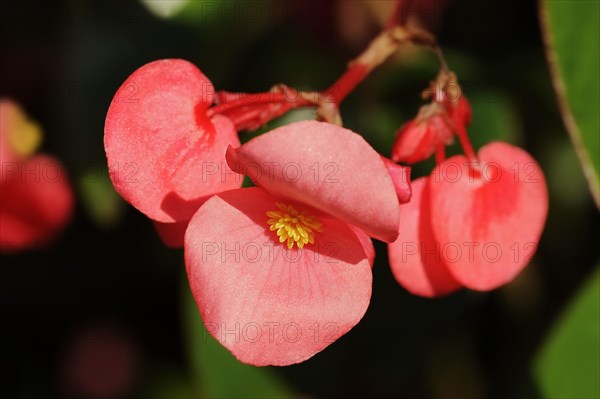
[349,225,375,267]
[104,59,241,222]
[226,120,400,242]
[391,120,435,164]
[429,142,548,290]
[392,109,454,164]
[388,178,461,297]
[185,187,372,366]
[380,156,412,204]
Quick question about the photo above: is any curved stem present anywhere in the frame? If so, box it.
[386,0,403,29]
[453,121,478,163]
[208,26,438,131]
[435,144,446,164]
[323,63,369,105]
[206,92,306,118]
[432,46,449,73]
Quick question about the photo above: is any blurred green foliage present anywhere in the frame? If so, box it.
[542,0,600,207]
[78,166,126,228]
[535,266,600,399]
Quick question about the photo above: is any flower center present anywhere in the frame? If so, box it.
[266,202,322,249]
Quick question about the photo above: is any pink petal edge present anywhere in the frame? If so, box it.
[429,142,548,291]
[226,120,400,243]
[388,177,461,297]
[104,59,242,223]
[185,187,372,366]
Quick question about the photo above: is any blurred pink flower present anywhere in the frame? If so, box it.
[0,99,73,252]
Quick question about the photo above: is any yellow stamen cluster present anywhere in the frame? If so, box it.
[266,203,322,249]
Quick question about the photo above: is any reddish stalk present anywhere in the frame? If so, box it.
[453,121,478,163]
[323,63,370,105]
[386,0,404,29]
[206,92,309,118]
[208,26,417,129]
[435,144,446,164]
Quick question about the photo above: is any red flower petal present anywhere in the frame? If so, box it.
[226,120,400,243]
[0,155,73,252]
[349,225,375,267]
[429,142,548,291]
[391,105,454,165]
[388,178,461,297]
[104,59,241,223]
[380,156,412,204]
[391,120,434,164]
[153,221,188,248]
[185,187,372,366]
[446,97,472,127]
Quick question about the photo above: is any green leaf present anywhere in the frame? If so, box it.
[78,166,125,229]
[181,278,294,399]
[535,266,600,399]
[545,137,591,206]
[541,0,600,207]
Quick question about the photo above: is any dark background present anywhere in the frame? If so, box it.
[1,1,598,398]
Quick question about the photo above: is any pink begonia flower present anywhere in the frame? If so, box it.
[104,59,242,233]
[185,120,402,366]
[0,99,73,252]
[388,142,548,295]
[388,177,461,297]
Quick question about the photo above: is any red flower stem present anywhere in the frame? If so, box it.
[386,0,404,29]
[453,122,478,163]
[435,144,446,164]
[322,26,436,106]
[321,27,412,107]
[208,26,434,128]
[323,63,370,105]
[206,92,307,118]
